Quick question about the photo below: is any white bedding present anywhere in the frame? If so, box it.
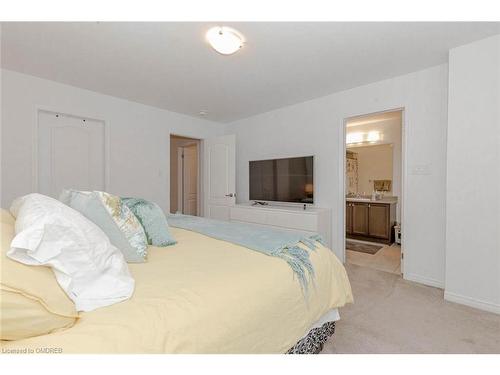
[8,194,134,311]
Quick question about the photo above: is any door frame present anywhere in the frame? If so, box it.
[170,134,202,216]
[32,107,109,193]
[339,107,407,275]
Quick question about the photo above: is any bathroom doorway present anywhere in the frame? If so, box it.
[170,135,200,216]
[343,109,404,275]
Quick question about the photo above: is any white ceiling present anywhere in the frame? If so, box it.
[2,22,499,123]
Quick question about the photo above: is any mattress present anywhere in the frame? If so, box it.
[1,227,352,353]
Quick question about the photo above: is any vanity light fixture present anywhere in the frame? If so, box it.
[367,131,381,143]
[206,26,245,55]
[346,131,382,145]
[346,132,364,144]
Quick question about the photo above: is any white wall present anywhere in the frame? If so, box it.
[0,69,224,212]
[226,64,448,288]
[445,35,500,314]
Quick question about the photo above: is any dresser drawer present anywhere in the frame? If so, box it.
[230,207,267,224]
[266,211,318,232]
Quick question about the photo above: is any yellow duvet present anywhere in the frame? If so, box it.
[2,227,352,354]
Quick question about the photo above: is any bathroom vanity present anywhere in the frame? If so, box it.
[346,197,397,244]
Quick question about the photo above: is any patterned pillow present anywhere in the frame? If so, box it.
[60,190,148,262]
[122,197,177,247]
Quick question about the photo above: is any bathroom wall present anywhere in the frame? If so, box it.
[348,144,393,195]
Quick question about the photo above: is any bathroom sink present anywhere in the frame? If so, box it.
[346,197,372,202]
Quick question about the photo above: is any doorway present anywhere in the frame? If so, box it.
[170,135,200,216]
[343,109,404,275]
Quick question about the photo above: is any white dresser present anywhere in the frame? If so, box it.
[229,203,332,247]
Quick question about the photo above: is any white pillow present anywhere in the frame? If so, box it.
[8,193,135,312]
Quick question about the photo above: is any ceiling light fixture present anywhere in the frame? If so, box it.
[206,26,244,55]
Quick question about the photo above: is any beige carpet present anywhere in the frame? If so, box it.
[347,244,401,274]
[322,264,500,353]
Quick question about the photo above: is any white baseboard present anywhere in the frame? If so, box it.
[404,273,444,289]
[444,291,500,315]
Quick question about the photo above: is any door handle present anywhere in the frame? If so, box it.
[225,193,235,197]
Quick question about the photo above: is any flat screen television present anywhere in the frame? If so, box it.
[249,156,314,204]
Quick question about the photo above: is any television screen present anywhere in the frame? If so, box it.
[249,156,314,204]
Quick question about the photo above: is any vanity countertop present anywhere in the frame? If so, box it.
[346,196,398,204]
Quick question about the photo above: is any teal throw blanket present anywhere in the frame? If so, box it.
[167,214,324,292]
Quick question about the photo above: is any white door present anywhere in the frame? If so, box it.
[38,111,105,198]
[177,144,198,215]
[203,134,236,220]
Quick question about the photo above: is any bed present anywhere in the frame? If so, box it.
[1,211,352,354]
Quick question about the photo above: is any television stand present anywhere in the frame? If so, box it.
[229,203,332,247]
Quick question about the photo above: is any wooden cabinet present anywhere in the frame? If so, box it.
[352,203,369,236]
[346,203,353,235]
[346,201,396,244]
[368,204,390,239]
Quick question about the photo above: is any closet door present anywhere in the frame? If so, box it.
[38,111,105,198]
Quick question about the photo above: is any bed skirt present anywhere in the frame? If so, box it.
[286,321,336,354]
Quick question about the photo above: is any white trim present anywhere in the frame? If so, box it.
[33,106,109,194]
[404,272,444,289]
[444,291,500,315]
[400,109,408,275]
[177,147,184,213]
[338,121,347,263]
[198,140,203,216]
